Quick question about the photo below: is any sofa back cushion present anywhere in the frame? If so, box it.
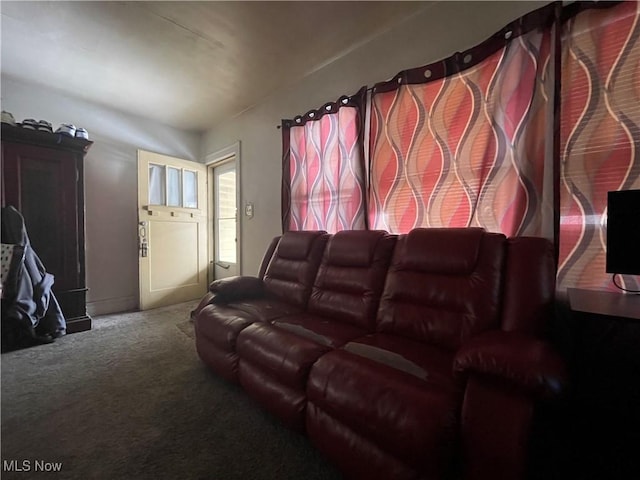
[258,236,281,280]
[500,236,555,336]
[263,231,329,308]
[377,228,506,350]
[307,230,397,330]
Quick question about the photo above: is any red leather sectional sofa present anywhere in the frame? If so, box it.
[193,228,566,479]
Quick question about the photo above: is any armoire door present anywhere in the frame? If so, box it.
[2,143,80,291]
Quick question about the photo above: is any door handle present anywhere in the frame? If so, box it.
[215,262,230,270]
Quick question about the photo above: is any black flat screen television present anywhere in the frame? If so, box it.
[606,189,640,275]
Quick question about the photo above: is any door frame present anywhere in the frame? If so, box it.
[205,141,242,283]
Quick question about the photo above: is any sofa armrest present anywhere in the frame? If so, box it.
[454,330,567,399]
[191,276,265,319]
[208,275,265,302]
[190,291,221,319]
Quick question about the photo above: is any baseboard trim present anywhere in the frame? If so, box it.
[87,296,138,316]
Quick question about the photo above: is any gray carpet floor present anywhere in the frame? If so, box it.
[1,302,342,480]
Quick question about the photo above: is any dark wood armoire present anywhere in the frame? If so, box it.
[1,124,93,333]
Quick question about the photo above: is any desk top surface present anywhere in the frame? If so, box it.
[568,288,640,320]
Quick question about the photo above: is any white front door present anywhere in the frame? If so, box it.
[212,160,238,280]
[137,150,208,310]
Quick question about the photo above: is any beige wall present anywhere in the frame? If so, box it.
[1,75,200,315]
[203,0,549,276]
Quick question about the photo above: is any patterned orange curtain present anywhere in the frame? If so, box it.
[368,5,558,238]
[557,1,640,292]
[282,87,367,233]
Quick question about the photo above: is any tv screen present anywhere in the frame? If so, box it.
[606,189,640,275]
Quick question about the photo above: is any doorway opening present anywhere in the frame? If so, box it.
[206,142,241,283]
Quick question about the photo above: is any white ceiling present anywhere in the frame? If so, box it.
[1,1,430,133]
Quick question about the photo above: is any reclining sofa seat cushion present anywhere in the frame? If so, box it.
[453,236,567,480]
[194,231,328,383]
[306,228,507,479]
[236,230,397,431]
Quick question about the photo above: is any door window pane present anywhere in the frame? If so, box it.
[167,167,181,207]
[216,171,236,218]
[183,170,197,208]
[216,168,236,264]
[217,218,236,263]
[149,164,165,205]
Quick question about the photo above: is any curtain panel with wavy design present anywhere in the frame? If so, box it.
[280,1,639,292]
[558,1,640,292]
[281,87,367,233]
[368,4,558,237]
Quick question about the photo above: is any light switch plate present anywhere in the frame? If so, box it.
[245,202,254,218]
